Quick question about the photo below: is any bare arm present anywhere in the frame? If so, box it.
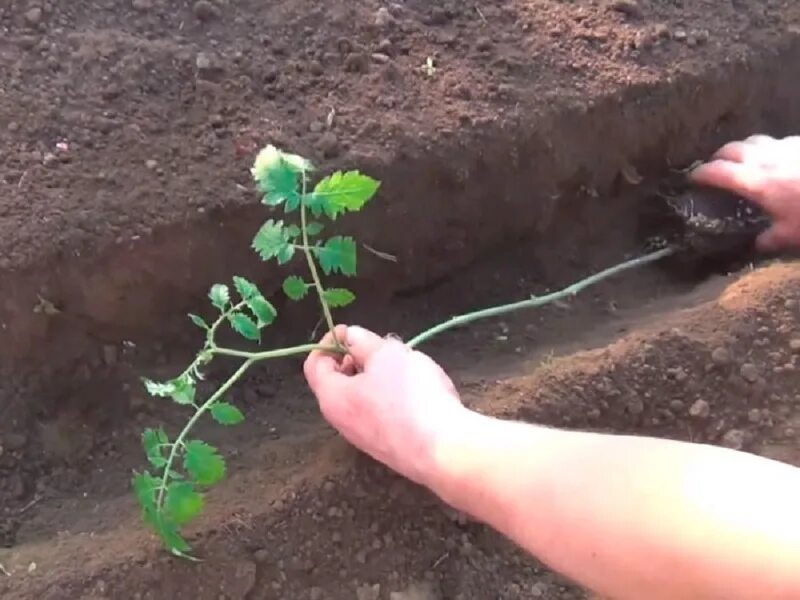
[304,326,800,600]
[431,410,800,600]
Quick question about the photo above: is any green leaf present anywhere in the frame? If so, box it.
[143,377,194,405]
[252,219,294,263]
[305,222,324,236]
[209,284,230,311]
[143,378,176,398]
[251,146,313,211]
[285,224,301,238]
[171,376,196,406]
[311,171,381,219]
[323,288,356,308]
[210,402,245,425]
[228,312,261,342]
[247,296,277,327]
[282,276,309,300]
[154,512,191,555]
[233,276,259,301]
[188,313,209,330]
[142,428,169,468]
[165,481,204,526]
[276,243,296,265]
[314,236,357,276]
[133,472,192,555]
[132,471,160,513]
[184,440,226,486]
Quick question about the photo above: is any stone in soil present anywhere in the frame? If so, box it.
[193,0,221,21]
[739,363,760,383]
[688,399,711,418]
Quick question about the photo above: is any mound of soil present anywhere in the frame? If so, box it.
[0,0,799,598]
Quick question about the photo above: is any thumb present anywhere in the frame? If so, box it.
[345,326,391,366]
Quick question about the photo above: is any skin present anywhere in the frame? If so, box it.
[303,135,800,600]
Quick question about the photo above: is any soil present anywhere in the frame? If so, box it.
[1,0,800,598]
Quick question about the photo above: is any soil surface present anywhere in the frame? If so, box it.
[1,0,800,598]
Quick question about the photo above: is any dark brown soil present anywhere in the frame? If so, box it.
[1,0,800,598]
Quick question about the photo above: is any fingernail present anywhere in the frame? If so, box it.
[346,325,369,346]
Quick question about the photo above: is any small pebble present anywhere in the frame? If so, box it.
[710,347,731,366]
[374,7,396,29]
[132,0,154,10]
[721,429,745,450]
[747,408,762,424]
[318,132,341,158]
[689,399,711,418]
[789,339,800,353]
[344,52,369,73]
[609,0,642,18]
[193,0,220,21]
[740,363,759,383]
[145,159,158,170]
[25,7,42,26]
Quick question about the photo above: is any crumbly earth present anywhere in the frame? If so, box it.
[0,0,799,598]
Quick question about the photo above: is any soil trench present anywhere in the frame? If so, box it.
[1,1,800,598]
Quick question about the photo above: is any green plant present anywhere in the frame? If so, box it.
[132,145,380,557]
[133,143,675,558]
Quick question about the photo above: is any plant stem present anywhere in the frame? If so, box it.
[299,172,339,345]
[407,246,675,348]
[212,343,341,360]
[156,358,254,509]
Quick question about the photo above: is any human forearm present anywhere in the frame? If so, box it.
[427,408,800,600]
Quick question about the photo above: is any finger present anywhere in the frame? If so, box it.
[743,134,775,145]
[712,141,748,163]
[338,354,357,375]
[689,160,776,212]
[303,348,342,391]
[344,325,397,366]
[317,324,348,348]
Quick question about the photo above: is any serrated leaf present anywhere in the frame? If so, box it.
[209,284,230,311]
[314,236,357,276]
[153,512,191,555]
[276,243,296,265]
[285,224,301,238]
[142,428,169,468]
[305,222,324,236]
[229,312,261,342]
[233,276,259,302]
[311,171,381,219]
[252,219,295,263]
[184,440,226,486]
[251,146,313,212]
[210,402,245,425]
[165,481,204,526]
[143,379,176,397]
[188,313,209,330]
[132,471,160,513]
[171,376,196,406]
[282,276,309,300]
[323,288,356,308]
[133,472,192,554]
[247,296,277,327]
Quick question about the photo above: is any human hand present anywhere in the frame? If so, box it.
[689,135,800,251]
[303,325,465,486]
